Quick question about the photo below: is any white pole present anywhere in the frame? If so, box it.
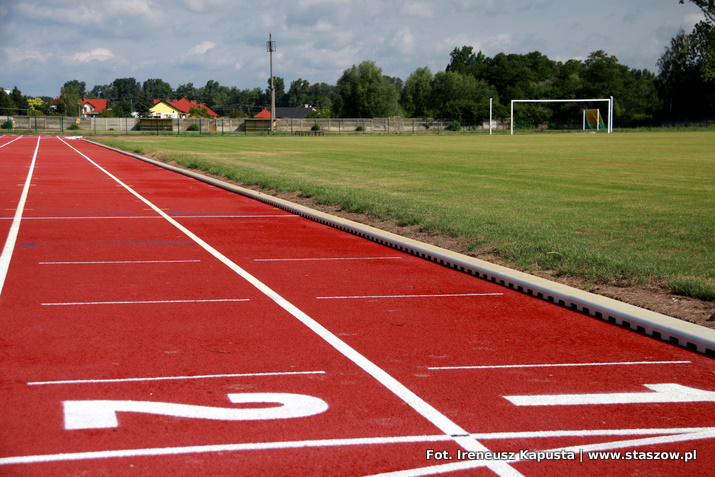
[510,100,514,135]
[268,32,276,134]
[489,98,493,135]
[610,96,614,133]
[583,110,586,130]
[597,109,601,132]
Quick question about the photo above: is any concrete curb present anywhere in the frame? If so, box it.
[86,139,715,357]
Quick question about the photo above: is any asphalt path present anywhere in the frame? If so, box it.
[0,135,713,476]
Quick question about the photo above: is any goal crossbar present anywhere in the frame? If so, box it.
[510,97,613,134]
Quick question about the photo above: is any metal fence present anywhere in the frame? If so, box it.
[2,115,712,134]
[1,116,511,134]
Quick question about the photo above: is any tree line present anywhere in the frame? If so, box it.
[2,1,712,126]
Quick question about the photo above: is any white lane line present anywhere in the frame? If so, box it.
[2,216,163,220]
[428,360,692,371]
[59,138,521,477]
[1,427,712,466]
[1,215,299,220]
[317,293,504,300]
[41,299,250,306]
[0,136,40,297]
[39,260,201,265]
[255,257,403,262]
[0,135,24,148]
[28,370,326,386]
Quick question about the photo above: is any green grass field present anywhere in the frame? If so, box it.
[94,131,715,301]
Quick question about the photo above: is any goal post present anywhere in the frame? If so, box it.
[510,97,613,135]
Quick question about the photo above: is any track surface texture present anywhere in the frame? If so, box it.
[1,135,713,476]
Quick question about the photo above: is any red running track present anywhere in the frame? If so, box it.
[0,135,713,476]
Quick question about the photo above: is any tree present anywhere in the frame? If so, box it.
[89,83,113,99]
[175,83,200,100]
[683,0,715,23]
[63,80,87,98]
[429,70,495,121]
[265,77,286,107]
[134,91,153,118]
[112,101,133,118]
[657,29,715,117]
[401,67,433,117]
[287,78,311,107]
[621,68,660,120]
[446,46,489,80]
[333,61,399,118]
[227,86,266,117]
[28,97,45,116]
[189,106,212,118]
[10,87,28,115]
[681,0,715,82]
[487,52,538,100]
[58,85,80,116]
[111,78,141,102]
[0,89,15,116]
[308,82,335,111]
[143,78,173,100]
[581,50,631,115]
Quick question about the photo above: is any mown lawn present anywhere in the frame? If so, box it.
[93,131,715,300]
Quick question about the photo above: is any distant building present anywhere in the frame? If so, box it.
[80,98,108,117]
[253,106,317,119]
[150,98,218,118]
[248,106,318,131]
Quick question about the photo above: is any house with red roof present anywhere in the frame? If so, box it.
[253,107,272,119]
[150,98,218,118]
[253,106,317,119]
[80,98,108,117]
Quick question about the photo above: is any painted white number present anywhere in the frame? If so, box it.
[64,393,328,430]
[504,383,715,406]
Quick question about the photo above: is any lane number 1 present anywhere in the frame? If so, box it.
[64,393,329,430]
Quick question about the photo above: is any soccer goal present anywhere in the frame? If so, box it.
[510,97,613,135]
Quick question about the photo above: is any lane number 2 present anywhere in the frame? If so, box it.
[64,393,328,430]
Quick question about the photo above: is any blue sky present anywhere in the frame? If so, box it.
[0,0,706,97]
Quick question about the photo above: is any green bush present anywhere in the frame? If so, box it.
[68,123,80,130]
[311,123,321,131]
[186,123,200,131]
[1,120,12,130]
[447,121,462,131]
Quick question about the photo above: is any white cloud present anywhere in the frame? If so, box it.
[3,47,51,63]
[402,2,434,19]
[68,48,115,63]
[185,41,216,56]
[395,27,416,55]
[105,0,154,16]
[311,20,334,33]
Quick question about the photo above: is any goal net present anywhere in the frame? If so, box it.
[510,98,613,134]
[584,109,606,130]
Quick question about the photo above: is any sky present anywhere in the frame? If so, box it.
[0,0,707,98]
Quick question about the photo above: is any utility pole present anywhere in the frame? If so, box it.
[267,32,276,134]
